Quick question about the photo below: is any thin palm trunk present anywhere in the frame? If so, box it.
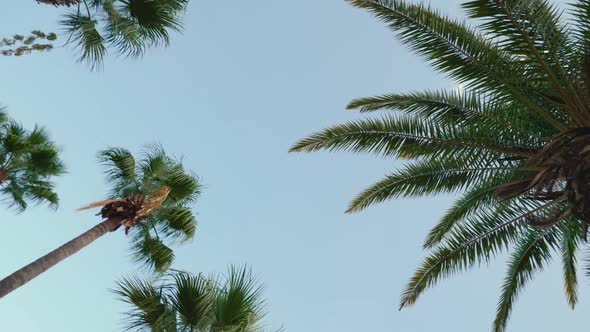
[0,217,121,298]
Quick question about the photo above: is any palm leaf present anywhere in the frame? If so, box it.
[400,199,561,308]
[348,0,567,129]
[346,157,521,213]
[493,227,559,332]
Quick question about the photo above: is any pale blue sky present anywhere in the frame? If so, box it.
[1,1,588,331]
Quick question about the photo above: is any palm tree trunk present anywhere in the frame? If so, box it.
[0,217,122,299]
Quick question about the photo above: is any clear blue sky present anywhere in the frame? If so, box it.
[1,1,589,331]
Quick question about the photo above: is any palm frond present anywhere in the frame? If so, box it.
[156,206,197,242]
[347,90,481,122]
[60,13,107,70]
[114,275,176,331]
[400,199,560,309]
[132,229,175,272]
[559,219,580,309]
[99,147,137,185]
[493,227,559,332]
[462,0,585,123]
[290,115,534,160]
[212,266,266,331]
[346,157,522,213]
[348,0,567,129]
[57,0,188,68]
[423,172,522,249]
[171,272,212,329]
[115,265,271,332]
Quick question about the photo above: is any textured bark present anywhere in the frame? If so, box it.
[0,217,122,298]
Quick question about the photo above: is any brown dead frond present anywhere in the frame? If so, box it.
[77,186,171,235]
[77,198,126,211]
[137,186,171,219]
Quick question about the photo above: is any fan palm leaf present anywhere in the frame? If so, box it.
[115,265,271,332]
[0,110,65,211]
[53,0,189,68]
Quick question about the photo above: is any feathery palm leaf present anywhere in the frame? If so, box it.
[291,0,590,330]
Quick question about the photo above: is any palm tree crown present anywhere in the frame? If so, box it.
[43,0,189,68]
[115,265,269,332]
[292,0,590,330]
[0,108,65,211]
[0,145,199,299]
[95,145,201,272]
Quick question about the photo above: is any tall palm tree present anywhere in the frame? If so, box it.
[0,145,200,299]
[38,0,189,68]
[115,265,271,332]
[0,108,65,210]
[291,0,590,330]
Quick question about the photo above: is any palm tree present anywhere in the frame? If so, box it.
[115,265,271,332]
[0,145,200,299]
[38,0,189,69]
[0,108,65,211]
[291,0,590,330]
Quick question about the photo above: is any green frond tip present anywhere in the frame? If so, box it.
[559,220,580,309]
[493,228,559,332]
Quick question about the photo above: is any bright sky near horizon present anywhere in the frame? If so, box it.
[1,1,589,331]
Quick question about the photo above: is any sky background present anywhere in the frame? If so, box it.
[1,0,589,331]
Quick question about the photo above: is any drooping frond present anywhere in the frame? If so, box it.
[155,206,197,242]
[400,199,560,308]
[559,219,581,309]
[423,172,523,249]
[57,0,189,68]
[131,227,175,272]
[60,13,107,70]
[493,227,559,332]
